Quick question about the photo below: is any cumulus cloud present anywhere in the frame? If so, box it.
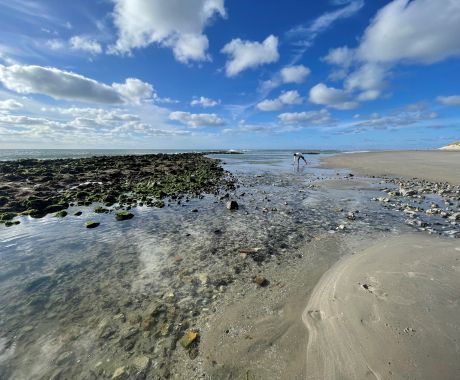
[257,90,303,112]
[69,36,102,54]
[344,63,388,101]
[0,64,154,104]
[278,109,333,125]
[437,95,460,106]
[309,83,358,110]
[0,105,190,145]
[221,35,279,77]
[191,96,220,107]
[324,0,460,102]
[110,0,226,63]
[280,65,311,84]
[0,98,23,110]
[357,0,460,64]
[323,46,355,67]
[169,111,225,127]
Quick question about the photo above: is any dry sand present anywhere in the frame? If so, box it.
[322,150,460,185]
[304,234,460,379]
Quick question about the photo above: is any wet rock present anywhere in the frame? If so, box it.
[180,330,200,349]
[94,206,110,214]
[74,211,83,216]
[112,367,128,380]
[115,211,134,221]
[85,221,100,229]
[133,355,151,373]
[226,200,239,210]
[54,210,68,218]
[253,275,269,287]
[449,212,460,221]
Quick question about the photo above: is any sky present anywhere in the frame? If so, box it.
[0,0,459,150]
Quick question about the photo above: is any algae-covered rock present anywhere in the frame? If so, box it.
[85,221,100,229]
[4,220,20,227]
[54,210,68,218]
[0,212,16,222]
[152,200,165,208]
[180,330,200,349]
[94,206,110,214]
[116,211,134,221]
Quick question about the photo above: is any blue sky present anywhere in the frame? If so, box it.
[0,0,459,149]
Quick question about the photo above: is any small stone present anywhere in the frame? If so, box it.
[112,367,127,380]
[54,210,68,218]
[133,356,150,372]
[226,200,239,210]
[180,330,200,349]
[85,221,100,229]
[253,276,269,287]
[74,211,83,216]
[116,212,134,221]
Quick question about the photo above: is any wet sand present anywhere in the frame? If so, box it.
[323,150,460,185]
[304,234,460,379]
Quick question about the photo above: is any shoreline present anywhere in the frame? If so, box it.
[322,150,460,185]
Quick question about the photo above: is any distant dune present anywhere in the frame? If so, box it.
[439,141,460,150]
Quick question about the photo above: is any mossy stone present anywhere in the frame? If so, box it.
[85,221,100,229]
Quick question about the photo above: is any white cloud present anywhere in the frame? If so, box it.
[323,0,460,103]
[323,46,355,67]
[110,0,226,63]
[0,98,23,110]
[280,65,311,84]
[112,78,154,104]
[221,35,279,77]
[69,36,102,55]
[309,83,358,110]
[169,111,225,127]
[287,1,364,48]
[357,0,460,64]
[278,109,333,125]
[344,63,387,101]
[257,90,302,112]
[0,64,154,104]
[46,39,65,50]
[256,99,283,112]
[191,96,220,107]
[437,95,460,106]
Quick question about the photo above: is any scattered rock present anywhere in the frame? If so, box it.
[115,212,134,221]
[253,275,269,287]
[54,210,68,218]
[74,211,83,216]
[226,200,239,210]
[180,330,200,349]
[85,221,100,229]
[111,366,128,380]
[133,356,151,372]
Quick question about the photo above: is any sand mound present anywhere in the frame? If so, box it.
[303,234,460,379]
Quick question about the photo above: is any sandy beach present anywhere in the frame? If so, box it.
[323,150,460,185]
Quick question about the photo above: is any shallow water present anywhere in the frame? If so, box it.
[0,151,430,379]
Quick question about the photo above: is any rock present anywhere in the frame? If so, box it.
[74,211,83,216]
[115,212,134,221]
[94,206,110,214]
[85,221,100,229]
[111,366,127,380]
[133,356,151,372]
[400,188,417,197]
[346,212,356,220]
[54,210,68,218]
[253,275,269,287]
[226,200,239,210]
[448,212,460,221]
[180,330,200,349]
